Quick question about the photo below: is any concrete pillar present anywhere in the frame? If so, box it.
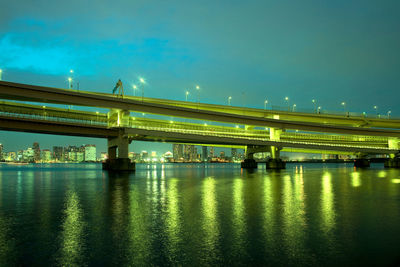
[354,153,370,168]
[102,132,135,171]
[267,127,286,169]
[241,145,257,169]
[385,138,400,168]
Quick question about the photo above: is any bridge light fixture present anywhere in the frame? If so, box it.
[96,111,99,114]
[185,91,189,101]
[285,97,290,111]
[235,125,239,128]
[170,120,174,123]
[68,77,72,89]
[228,96,232,106]
[195,85,200,103]
[0,69,2,80]
[70,69,74,74]
[132,85,137,96]
[264,99,268,110]
[293,104,297,112]
[312,99,317,113]
[204,123,207,126]
[387,110,391,119]
[42,105,46,108]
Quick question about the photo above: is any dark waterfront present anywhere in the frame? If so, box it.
[0,163,399,266]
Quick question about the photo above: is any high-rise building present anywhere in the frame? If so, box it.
[141,150,149,161]
[209,147,215,158]
[41,149,52,162]
[0,143,3,161]
[53,146,64,162]
[184,145,195,161]
[33,142,40,162]
[84,144,96,162]
[23,148,35,162]
[231,148,237,159]
[202,146,208,161]
[220,151,225,159]
[173,144,183,161]
[76,152,84,162]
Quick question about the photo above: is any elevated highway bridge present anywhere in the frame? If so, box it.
[0,81,399,170]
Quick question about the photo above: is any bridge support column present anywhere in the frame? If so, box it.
[354,153,370,168]
[102,132,135,171]
[241,146,258,169]
[385,138,400,168]
[266,127,286,169]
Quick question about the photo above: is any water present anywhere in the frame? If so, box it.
[0,163,399,266]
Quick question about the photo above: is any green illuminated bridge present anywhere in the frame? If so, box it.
[0,81,399,170]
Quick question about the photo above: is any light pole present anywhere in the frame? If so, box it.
[312,99,316,113]
[132,85,137,96]
[341,102,346,113]
[0,69,2,81]
[228,96,232,106]
[388,110,391,119]
[185,91,189,101]
[196,85,200,103]
[373,105,378,116]
[68,77,72,89]
[317,106,321,114]
[139,77,145,101]
[293,104,296,112]
[264,99,268,110]
[285,97,289,111]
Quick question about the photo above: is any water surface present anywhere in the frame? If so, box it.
[0,163,399,266]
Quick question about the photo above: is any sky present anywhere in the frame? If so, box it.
[0,0,399,155]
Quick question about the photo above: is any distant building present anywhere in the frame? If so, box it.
[76,152,84,162]
[173,144,183,161]
[209,147,215,158]
[141,150,149,162]
[231,148,237,159]
[7,152,16,161]
[53,146,64,162]
[184,145,195,161]
[84,144,96,162]
[101,152,108,161]
[33,142,40,162]
[220,151,225,159]
[202,146,208,161]
[41,149,52,162]
[23,148,34,162]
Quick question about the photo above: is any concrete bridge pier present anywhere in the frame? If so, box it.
[102,132,135,171]
[241,145,258,169]
[266,127,286,169]
[266,146,286,169]
[384,138,400,168]
[354,153,370,168]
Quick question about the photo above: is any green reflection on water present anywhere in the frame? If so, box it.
[202,176,219,262]
[166,178,181,259]
[282,173,307,263]
[321,172,335,233]
[58,190,86,266]
[351,172,361,187]
[232,177,245,254]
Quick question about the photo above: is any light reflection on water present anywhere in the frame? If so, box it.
[0,163,399,266]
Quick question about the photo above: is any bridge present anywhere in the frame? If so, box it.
[0,80,399,170]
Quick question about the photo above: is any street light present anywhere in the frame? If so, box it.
[264,99,268,110]
[292,104,297,112]
[185,91,189,101]
[196,85,200,103]
[139,77,146,101]
[132,85,137,96]
[228,96,232,106]
[0,69,2,81]
[285,97,289,111]
[312,99,316,113]
[388,110,392,119]
[68,77,72,89]
[317,106,321,114]
[341,102,346,113]
[373,105,378,116]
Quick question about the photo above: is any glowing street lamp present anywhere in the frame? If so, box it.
[68,77,72,89]
[228,96,232,106]
[264,99,268,110]
[341,102,346,113]
[0,69,2,81]
[196,85,200,103]
[139,77,146,100]
[185,91,189,101]
[373,105,378,115]
[388,110,391,119]
[317,106,321,114]
[132,85,137,96]
[292,104,297,112]
[285,97,289,111]
[312,99,316,113]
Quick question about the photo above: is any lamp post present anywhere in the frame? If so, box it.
[228,96,232,106]
[68,77,72,89]
[312,99,316,113]
[373,105,378,116]
[139,77,145,101]
[341,102,346,113]
[196,85,200,103]
[132,85,137,96]
[264,99,268,110]
[0,69,2,81]
[317,106,321,114]
[186,91,189,101]
[388,110,391,119]
[285,97,289,111]
[293,104,296,112]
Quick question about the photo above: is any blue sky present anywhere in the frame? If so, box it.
[0,0,399,155]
